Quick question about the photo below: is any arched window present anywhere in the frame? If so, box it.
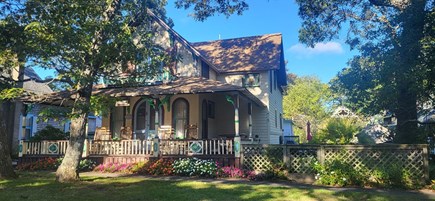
[133,98,164,139]
[172,98,189,139]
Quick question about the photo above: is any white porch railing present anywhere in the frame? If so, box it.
[19,139,234,157]
[21,140,69,155]
[89,140,154,155]
[160,139,233,156]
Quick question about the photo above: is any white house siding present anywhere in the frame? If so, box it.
[251,104,270,143]
[216,71,279,143]
[267,70,284,144]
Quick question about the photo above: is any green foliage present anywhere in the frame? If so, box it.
[283,76,333,141]
[78,159,96,172]
[37,107,71,123]
[296,0,432,143]
[172,158,218,177]
[370,164,415,189]
[313,118,362,144]
[313,160,422,189]
[174,0,248,21]
[90,95,119,117]
[313,160,367,187]
[30,125,68,141]
[0,88,24,100]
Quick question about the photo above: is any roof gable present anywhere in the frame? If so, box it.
[192,33,283,73]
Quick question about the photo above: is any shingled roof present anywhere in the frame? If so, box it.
[192,33,283,73]
[23,68,53,94]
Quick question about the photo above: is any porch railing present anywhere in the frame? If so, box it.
[160,139,233,156]
[18,139,234,157]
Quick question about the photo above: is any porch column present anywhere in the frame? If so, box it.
[226,94,240,137]
[234,95,240,137]
[248,102,252,140]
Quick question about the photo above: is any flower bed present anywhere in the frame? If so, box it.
[16,157,95,171]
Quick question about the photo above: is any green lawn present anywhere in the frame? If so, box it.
[0,172,433,201]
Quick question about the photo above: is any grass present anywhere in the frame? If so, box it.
[0,172,433,201]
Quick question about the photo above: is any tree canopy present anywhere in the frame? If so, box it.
[283,76,333,140]
[296,0,434,143]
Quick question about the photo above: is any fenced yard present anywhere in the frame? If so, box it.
[242,144,429,184]
[17,140,429,183]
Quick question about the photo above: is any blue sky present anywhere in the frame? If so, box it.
[165,0,357,83]
[36,0,356,83]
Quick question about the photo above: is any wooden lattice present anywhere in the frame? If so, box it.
[242,145,283,171]
[287,147,318,174]
[323,146,426,180]
[241,144,428,182]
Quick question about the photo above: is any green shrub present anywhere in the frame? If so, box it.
[370,164,416,189]
[30,125,68,141]
[313,118,362,144]
[313,160,366,187]
[78,159,96,171]
[172,158,218,177]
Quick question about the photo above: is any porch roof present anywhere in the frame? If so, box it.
[21,77,266,107]
[94,77,266,107]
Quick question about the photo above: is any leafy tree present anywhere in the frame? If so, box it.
[283,76,332,140]
[0,0,30,179]
[313,118,363,145]
[174,0,248,21]
[17,0,174,182]
[296,0,433,143]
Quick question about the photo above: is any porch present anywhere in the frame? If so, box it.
[93,77,267,142]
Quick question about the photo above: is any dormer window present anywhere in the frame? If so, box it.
[243,73,260,87]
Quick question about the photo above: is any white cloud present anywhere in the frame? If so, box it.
[288,42,344,55]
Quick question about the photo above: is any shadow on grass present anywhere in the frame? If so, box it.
[0,172,433,201]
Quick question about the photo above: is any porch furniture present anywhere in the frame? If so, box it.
[94,127,111,141]
[120,127,132,140]
[158,125,174,139]
[185,124,198,139]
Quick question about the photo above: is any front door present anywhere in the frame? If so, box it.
[202,100,208,139]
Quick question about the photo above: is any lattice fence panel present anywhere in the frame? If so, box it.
[241,144,428,182]
[242,145,283,171]
[323,146,426,180]
[287,147,318,174]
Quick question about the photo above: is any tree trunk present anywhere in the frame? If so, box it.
[55,85,92,182]
[0,102,17,179]
[393,0,426,144]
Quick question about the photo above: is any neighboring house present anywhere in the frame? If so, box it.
[93,11,287,144]
[11,68,101,153]
[283,119,294,136]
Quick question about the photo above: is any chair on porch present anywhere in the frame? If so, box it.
[120,127,132,140]
[185,124,198,140]
[158,125,174,139]
[94,127,111,141]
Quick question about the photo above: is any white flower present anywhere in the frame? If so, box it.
[342,178,346,181]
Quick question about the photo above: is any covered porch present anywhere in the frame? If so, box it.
[93,77,266,142]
